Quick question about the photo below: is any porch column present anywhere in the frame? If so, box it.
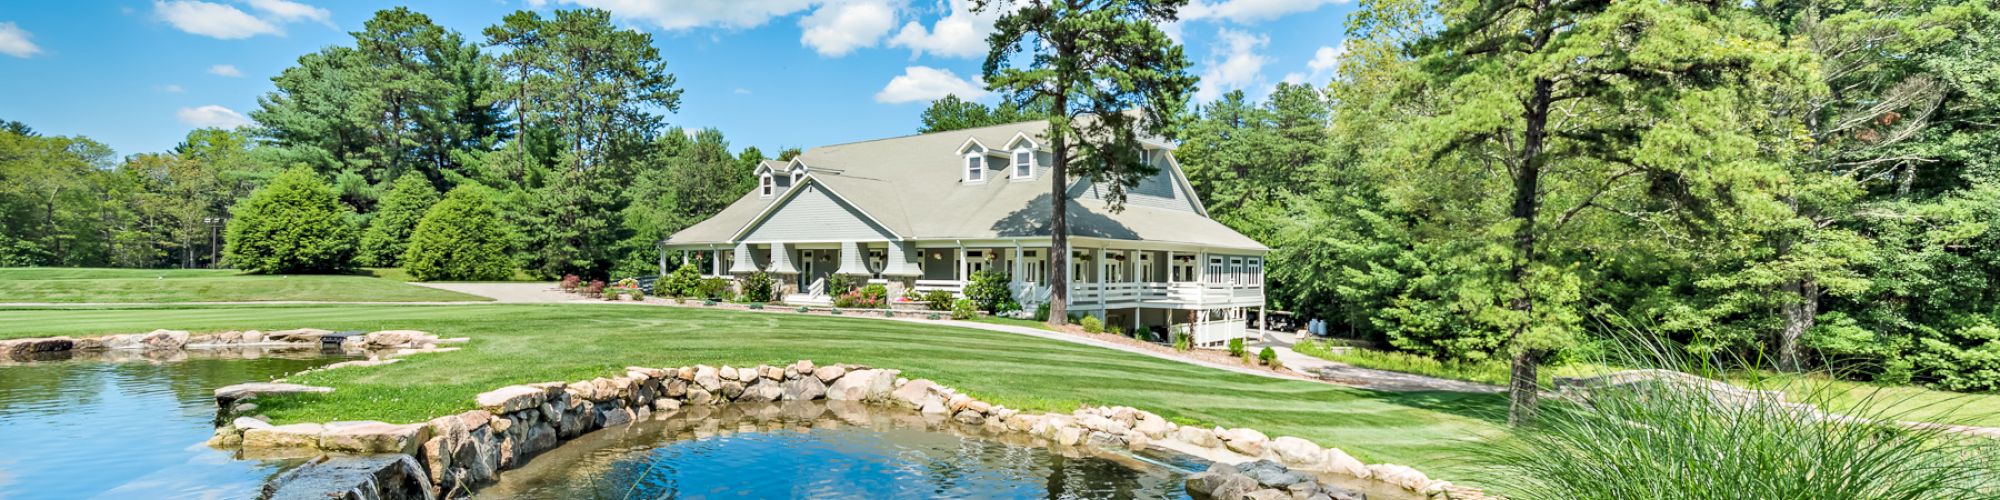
[957,246,968,282]
[1166,250,1175,282]
[1096,247,1106,311]
[728,241,759,274]
[711,250,723,276]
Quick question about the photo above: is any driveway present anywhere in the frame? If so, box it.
[407,282,578,303]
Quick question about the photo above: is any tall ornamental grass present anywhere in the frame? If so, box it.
[1472,330,2000,499]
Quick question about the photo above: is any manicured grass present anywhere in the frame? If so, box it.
[0,267,488,303]
[363,267,541,283]
[968,315,1058,331]
[0,303,1510,475]
[1733,372,2000,428]
[1293,340,1613,387]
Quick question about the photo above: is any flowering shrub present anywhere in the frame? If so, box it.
[561,274,581,291]
[584,279,606,298]
[833,283,891,309]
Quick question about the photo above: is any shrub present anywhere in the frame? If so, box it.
[1258,346,1278,366]
[831,308,843,315]
[1108,325,1125,337]
[741,271,776,303]
[1034,302,1051,322]
[601,289,622,301]
[561,274,581,291]
[926,313,941,321]
[627,288,644,301]
[583,280,605,298]
[663,263,702,297]
[358,173,439,267]
[224,167,359,273]
[403,186,515,282]
[1172,331,1192,352]
[702,299,717,307]
[797,306,809,313]
[696,278,730,300]
[882,310,895,317]
[859,283,889,304]
[964,270,1013,313]
[950,299,979,320]
[748,302,765,310]
[833,286,887,309]
[1228,338,1246,358]
[1081,315,1104,333]
[922,290,955,311]
[827,273,856,295]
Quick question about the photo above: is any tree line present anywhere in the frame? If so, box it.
[0,8,766,280]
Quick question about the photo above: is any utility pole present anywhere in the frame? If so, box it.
[204,217,223,268]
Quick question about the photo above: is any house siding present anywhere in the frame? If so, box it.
[740,184,898,243]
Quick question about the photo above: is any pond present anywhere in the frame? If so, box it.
[477,401,1200,499]
[0,348,356,499]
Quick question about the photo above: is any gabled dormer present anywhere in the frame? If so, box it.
[1002,132,1041,181]
[955,137,996,184]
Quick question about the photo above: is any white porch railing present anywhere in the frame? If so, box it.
[1187,320,1246,346]
[806,277,826,299]
[1062,281,1261,306]
[913,279,965,296]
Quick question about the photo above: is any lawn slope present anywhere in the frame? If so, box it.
[0,268,488,303]
[0,303,1507,473]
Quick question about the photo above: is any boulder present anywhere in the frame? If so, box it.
[262,455,434,500]
[693,365,722,391]
[719,380,745,400]
[825,368,893,401]
[243,423,326,449]
[1055,426,1086,446]
[653,399,683,412]
[214,382,334,410]
[1172,425,1221,448]
[1267,436,1325,468]
[792,359,815,375]
[363,330,436,349]
[718,365,740,381]
[737,378,785,402]
[1323,447,1370,479]
[890,379,938,409]
[233,417,276,432]
[475,385,547,414]
[1221,428,1269,456]
[813,365,847,383]
[953,410,985,425]
[267,328,334,343]
[736,366,758,382]
[319,421,430,455]
[1366,464,1428,491]
[1,337,74,357]
[1243,488,1289,500]
[1237,460,1305,488]
[780,375,826,401]
[1134,413,1170,439]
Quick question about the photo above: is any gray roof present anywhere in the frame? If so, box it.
[666,120,1267,251]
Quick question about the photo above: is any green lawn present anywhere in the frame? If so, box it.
[0,303,1509,475]
[1733,372,2000,428]
[362,267,542,283]
[1293,339,1613,387]
[0,268,488,303]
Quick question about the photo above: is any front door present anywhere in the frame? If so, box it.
[799,250,816,290]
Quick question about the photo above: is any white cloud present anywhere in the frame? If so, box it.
[161,84,186,93]
[887,0,1000,59]
[244,0,332,27]
[1307,44,1343,73]
[1183,0,1347,23]
[875,66,986,104]
[529,0,817,31]
[177,105,252,129]
[207,64,242,77]
[154,1,283,39]
[0,22,41,58]
[733,87,753,94]
[1195,29,1269,101]
[1280,73,1306,85]
[799,0,898,57]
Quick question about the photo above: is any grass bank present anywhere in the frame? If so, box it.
[362,267,541,283]
[0,303,1508,472]
[0,268,487,303]
[1293,339,1612,387]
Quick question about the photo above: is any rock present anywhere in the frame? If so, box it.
[1212,474,1262,500]
[1134,413,1170,439]
[1366,464,1428,491]
[1005,413,1040,433]
[737,367,759,382]
[267,328,333,343]
[694,365,722,391]
[718,365,740,381]
[243,423,326,449]
[597,406,634,427]
[890,379,938,408]
[780,375,826,401]
[363,330,436,349]
[719,380,745,400]
[1184,463,1240,497]
[1268,437,1325,468]
[1323,448,1370,479]
[953,409,985,425]
[919,396,948,415]
[686,388,715,405]
[262,455,434,500]
[760,365,784,380]
[1222,427,1269,456]
[813,365,847,383]
[664,378,688,398]
[1238,460,1305,488]
[234,417,275,431]
[319,421,430,454]
[1124,431,1149,451]
[1056,426,1085,446]
[964,400,992,415]
[792,359,814,375]
[475,385,547,414]
[214,382,333,409]
[1173,426,1221,448]
[738,378,784,402]
[654,399,682,412]
[825,368,893,401]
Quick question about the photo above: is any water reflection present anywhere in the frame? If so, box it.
[0,348,353,499]
[478,402,1193,499]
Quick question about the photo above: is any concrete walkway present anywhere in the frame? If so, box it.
[1250,331,1501,393]
[407,282,579,303]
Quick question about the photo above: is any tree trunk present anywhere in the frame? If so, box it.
[1508,349,1543,426]
[1047,104,1071,326]
[1776,278,1819,371]
[1505,76,1554,426]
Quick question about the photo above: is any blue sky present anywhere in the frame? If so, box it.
[0,0,1355,158]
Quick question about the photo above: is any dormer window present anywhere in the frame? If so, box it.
[1012,149,1033,179]
[1139,149,1154,166]
[792,171,804,185]
[760,173,775,197]
[964,154,986,183]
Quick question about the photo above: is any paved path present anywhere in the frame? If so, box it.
[406,282,579,303]
[1250,331,1501,393]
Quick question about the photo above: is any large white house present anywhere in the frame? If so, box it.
[661,120,1268,346]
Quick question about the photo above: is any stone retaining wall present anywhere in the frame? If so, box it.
[0,328,466,363]
[218,358,1489,499]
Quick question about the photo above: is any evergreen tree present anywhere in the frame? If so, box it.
[403,185,515,281]
[223,168,359,273]
[358,173,440,266]
[977,0,1197,325]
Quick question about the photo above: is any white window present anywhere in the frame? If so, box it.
[792,171,804,184]
[760,173,774,197]
[1013,149,1033,179]
[1139,149,1153,166]
[965,154,986,183]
